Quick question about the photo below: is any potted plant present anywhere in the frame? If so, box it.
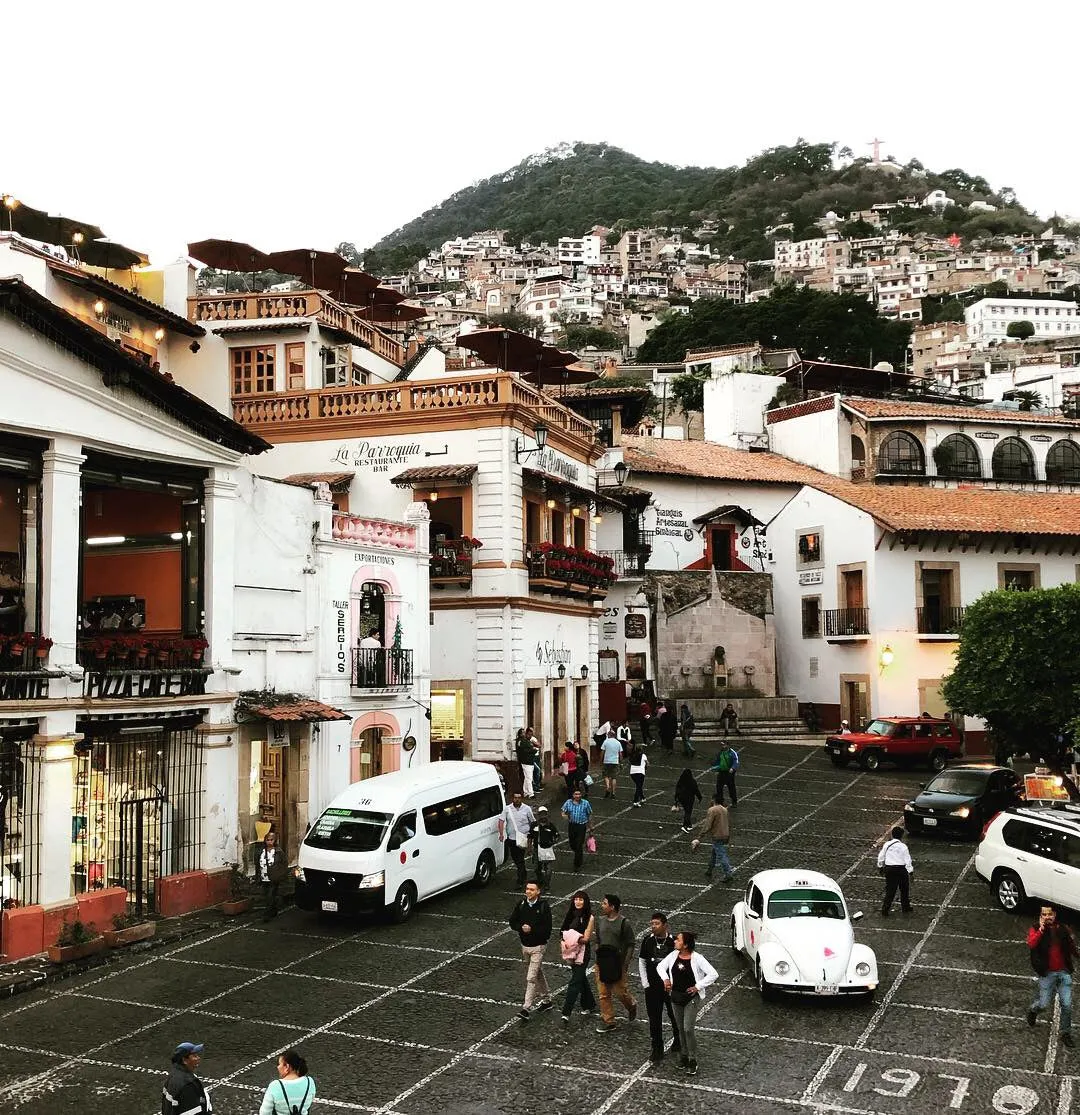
[31,634,52,661]
[221,863,251,915]
[103,910,156,948]
[47,918,106,963]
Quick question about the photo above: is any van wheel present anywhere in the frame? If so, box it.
[994,870,1026,912]
[392,882,417,923]
[859,749,881,771]
[474,851,496,888]
[928,748,948,773]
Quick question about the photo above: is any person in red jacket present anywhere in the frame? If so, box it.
[1027,905,1076,1047]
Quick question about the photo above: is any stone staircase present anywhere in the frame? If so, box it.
[691,718,829,746]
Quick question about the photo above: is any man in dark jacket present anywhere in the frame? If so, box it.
[1027,905,1076,1047]
[162,1041,211,1114]
[638,911,679,1061]
[509,881,553,1020]
[256,830,288,920]
[658,705,678,752]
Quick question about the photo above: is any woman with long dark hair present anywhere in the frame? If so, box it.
[673,768,702,832]
[259,1047,316,1114]
[559,889,597,1022]
[656,931,718,1076]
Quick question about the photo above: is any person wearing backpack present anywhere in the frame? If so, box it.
[593,893,638,1032]
[259,1048,315,1115]
[709,742,739,807]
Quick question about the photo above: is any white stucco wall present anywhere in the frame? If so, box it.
[703,372,781,447]
[767,398,847,476]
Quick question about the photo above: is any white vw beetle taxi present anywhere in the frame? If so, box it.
[730,869,877,999]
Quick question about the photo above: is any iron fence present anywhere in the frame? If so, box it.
[351,647,414,689]
[823,607,871,637]
[0,724,42,921]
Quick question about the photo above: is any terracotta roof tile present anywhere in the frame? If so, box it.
[622,436,822,485]
[243,698,349,722]
[391,464,477,486]
[684,343,762,361]
[843,396,1080,428]
[282,472,354,492]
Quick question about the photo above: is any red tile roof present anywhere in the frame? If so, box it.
[283,471,354,492]
[243,698,349,722]
[622,436,822,485]
[842,396,1080,428]
[391,464,477,486]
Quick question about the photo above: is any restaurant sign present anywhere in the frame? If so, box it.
[331,439,424,473]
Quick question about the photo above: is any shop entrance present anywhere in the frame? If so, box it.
[74,717,204,915]
[350,727,384,782]
[840,676,870,730]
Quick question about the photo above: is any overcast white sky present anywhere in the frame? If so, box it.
[5,1,1078,264]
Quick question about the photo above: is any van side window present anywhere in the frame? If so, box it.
[389,810,416,846]
[423,787,503,836]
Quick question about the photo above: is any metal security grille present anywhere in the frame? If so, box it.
[74,720,204,915]
[0,725,42,914]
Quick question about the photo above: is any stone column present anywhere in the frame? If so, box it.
[33,711,81,904]
[197,720,240,868]
[203,468,238,692]
[39,438,84,679]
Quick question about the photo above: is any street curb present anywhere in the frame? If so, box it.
[0,911,227,1001]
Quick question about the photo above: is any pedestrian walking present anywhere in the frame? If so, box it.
[1026,904,1076,1047]
[679,704,696,756]
[574,741,591,795]
[593,719,613,747]
[600,731,624,798]
[560,889,598,1022]
[516,728,539,798]
[509,881,554,1020]
[259,1048,316,1115]
[161,1041,211,1115]
[709,741,740,807]
[877,825,914,916]
[638,701,654,747]
[638,912,679,1062]
[656,931,718,1076]
[503,792,536,887]
[593,894,638,1032]
[559,741,578,799]
[672,768,702,832]
[628,742,648,807]
[562,787,594,870]
[532,805,559,887]
[719,701,741,737]
[691,797,733,882]
[658,704,678,752]
[616,721,632,748]
[256,830,288,921]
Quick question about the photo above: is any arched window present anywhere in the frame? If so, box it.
[1046,439,1080,484]
[877,431,925,475]
[933,433,982,479]
[992,437,1035,481]
[850,434,866,469]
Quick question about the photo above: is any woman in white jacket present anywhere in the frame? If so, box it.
[628,744,648,808]
[656,931,718,1075]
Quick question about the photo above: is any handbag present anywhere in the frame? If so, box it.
[559,761,569,776]
[585,834,597,854]
[584,774,594,786]
[538,844,556,862]
[515,830,529,849]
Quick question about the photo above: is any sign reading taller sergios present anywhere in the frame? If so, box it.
[331,440,423,473]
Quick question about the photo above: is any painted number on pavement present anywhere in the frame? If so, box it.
[843,1063,1040,1112]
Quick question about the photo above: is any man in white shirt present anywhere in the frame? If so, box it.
[504,793,536,887]
[877,825,914,916]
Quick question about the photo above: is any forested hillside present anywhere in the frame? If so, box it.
[364,141,1046,271]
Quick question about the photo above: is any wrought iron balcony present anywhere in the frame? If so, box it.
[352,647,414,689]
[823,607,871,638]
[916,605,966,636]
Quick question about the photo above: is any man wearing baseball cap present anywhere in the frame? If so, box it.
[162,1041,212,1114]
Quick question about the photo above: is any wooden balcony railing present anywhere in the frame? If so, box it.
[823,607,871,637]
[352,647,414,689]
[916,605,966,636]
[233,373,598,447]
[189,290,404,365]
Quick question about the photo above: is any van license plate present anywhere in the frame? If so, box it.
[815,984,838,995]
[321,900,338,912]
[923,817,937,826]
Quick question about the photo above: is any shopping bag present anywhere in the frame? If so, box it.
[585,834,597,854]
[584,774,594,786]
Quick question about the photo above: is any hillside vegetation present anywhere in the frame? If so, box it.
[364,141,1046,270]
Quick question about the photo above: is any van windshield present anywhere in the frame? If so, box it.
[305,808,393,852]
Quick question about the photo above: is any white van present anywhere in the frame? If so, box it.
[294,761,505,922]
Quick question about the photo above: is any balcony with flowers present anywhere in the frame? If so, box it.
[431,536,482,587]
[0,633,55,701]
[76,634,211,699]
[525,543,617,600]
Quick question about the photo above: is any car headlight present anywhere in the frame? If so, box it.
[951,806,971,819]
[855,961,871,977]
[773,961,790,976]
[904,802,914,811]
[847,744,857,753]
[293,867,306,882]
[358,870,385,890]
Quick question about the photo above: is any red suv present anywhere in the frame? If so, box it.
[825,716,964,772]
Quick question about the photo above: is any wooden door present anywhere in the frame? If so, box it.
[842,569,865,609]
[351,727,384,782]
[259,745,286,851]
[841,678,869,728]
[285,343,306,390]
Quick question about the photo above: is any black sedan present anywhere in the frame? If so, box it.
[903,765,1023,839]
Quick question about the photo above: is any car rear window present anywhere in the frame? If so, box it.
[767,888,845,919]
[305,808,393,852]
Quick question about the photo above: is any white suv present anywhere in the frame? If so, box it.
[975,804,1080,912]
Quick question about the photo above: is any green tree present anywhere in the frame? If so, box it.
[941,585,1080,776]
[335,241,362,266]
[1006,320,1035,341]
[482,310,538,335]
[1010,389,1042,410]
[565,324,619,350]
